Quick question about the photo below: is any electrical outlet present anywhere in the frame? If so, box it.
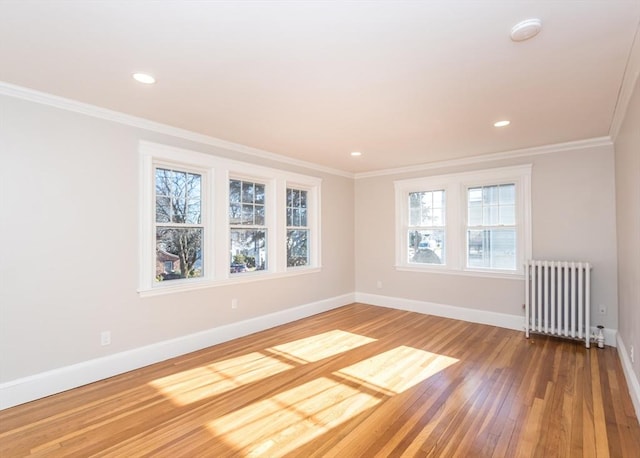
[376,280,383,289]
[598,305,606,315]
[101,331,111,346]
[231,298,238,309]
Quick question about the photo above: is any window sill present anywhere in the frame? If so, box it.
[138,266,322,298]
[395,264,524,280]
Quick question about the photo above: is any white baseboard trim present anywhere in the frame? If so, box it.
[355,292,618,347]
[617,334,640,422]
[0,293,354,410]
[356,292,524,331]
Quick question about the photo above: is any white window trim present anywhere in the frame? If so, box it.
[139,141,322,297]
[394,164,531,279]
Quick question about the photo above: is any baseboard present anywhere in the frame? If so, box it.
[617,334,640,422]
[355,292,618,347]
[355,292,524,331]
[0,293,354,410]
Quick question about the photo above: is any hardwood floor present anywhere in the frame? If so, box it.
[1,303,639,457]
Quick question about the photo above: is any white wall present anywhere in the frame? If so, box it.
[0,94,355,385]
[354,143,619,330]
[614,76,640,403]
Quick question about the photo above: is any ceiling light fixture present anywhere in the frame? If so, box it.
[350,151,362,157]
[510,18,542,42]
[132,72,156,84]
[494,120,511,127]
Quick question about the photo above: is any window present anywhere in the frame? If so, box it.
[395,165,531,278]
[467,184,516,270]
[229,179,267,273]
[408,190,445,265]
[286,188,309,267]
[139,141,321,296]
[154,167,204,281]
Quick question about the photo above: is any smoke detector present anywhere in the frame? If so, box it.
[510,18,542,42]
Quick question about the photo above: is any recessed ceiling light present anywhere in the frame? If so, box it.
[494,120,511,127]
[132,72,156,84]
[510,18,542,42]
[350,151,362,157]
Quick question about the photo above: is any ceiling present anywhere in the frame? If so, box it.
[1,1,639,174]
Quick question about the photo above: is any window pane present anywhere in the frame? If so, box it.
[156,196,171,223]
[408,230,445,265]
[155,168,202,225]
[409,205,420,226]
[241,204,254,225]
[499,205,515,225]
[287,229,309,267]
[255,204,265,225]
[230,229,267,273]
[286,207,293,227]
[229,180,241,203]
[468,187,482,204]
[186,199,201,225]
[431,208,444,226]
[287,188,309,228]
[229,203,241,223]
[255,184,265,204]
[467,229,516,270]
[300,207,307,227]
[483,205,499,225]
[409,190,445,227]
[499,184,515,204]
[156,227,203,281]
[483,186,498,205]
[242,182,254,203]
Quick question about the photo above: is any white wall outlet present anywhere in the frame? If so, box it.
[231,298,238,309]
[101,331,111,346]
[376,280,383,289]
[598,305,606,315]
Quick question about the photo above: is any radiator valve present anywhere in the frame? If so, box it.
[596,325,605,349]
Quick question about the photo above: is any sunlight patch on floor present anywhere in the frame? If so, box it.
[268,329,377,363]
[336,346,459,394]
[149,352,294,405]
[207,376,381,456]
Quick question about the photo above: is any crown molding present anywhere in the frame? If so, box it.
[0,81,354,179]
[609,19,640,140]
[1,81,616,182]
[354,136,613,180]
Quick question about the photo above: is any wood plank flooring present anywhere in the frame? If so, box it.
[1,303,639,457]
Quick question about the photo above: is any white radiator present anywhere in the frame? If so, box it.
[524,260,591,348]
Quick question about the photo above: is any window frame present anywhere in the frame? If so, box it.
[139,141,322,296]
[395,165,531,279]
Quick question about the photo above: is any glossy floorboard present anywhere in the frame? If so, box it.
[1,303,639,457]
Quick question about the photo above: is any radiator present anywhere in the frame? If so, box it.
[524,260,591,348]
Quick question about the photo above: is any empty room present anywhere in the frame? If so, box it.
[1,1,639,456]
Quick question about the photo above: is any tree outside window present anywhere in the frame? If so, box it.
[155,167,203,281]
[286,188,309,267]
[229,179,267,273]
